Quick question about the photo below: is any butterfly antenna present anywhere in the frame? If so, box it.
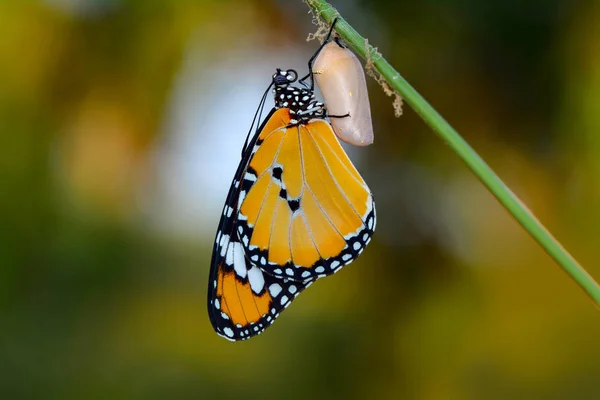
[242,80,274,156]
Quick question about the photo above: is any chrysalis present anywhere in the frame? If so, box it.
[313,40,374,146]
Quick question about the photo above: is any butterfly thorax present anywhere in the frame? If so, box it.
[272,69,325,126]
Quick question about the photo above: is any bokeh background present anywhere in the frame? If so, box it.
[2,0,600,399]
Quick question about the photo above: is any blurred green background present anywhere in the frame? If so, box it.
[2,0,600,399]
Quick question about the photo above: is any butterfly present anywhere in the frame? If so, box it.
[207,22,376,341]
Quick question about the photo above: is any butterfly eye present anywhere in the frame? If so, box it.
[285,69,298,82]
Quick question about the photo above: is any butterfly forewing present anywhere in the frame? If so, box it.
[236,117,375,281]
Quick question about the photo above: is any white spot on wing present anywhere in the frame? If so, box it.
[223,327,234,338]
[233,242,246,278]
[220,234,230,246]
[289,285,297,294]
[215,298,220,310]
[315,266,325,273]
[219,234,230,257]
[226,245,234,266]
[280,295,289,305]
[269,283,282,297]
[248,266,265,294]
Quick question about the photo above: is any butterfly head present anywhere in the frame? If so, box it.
[272,69,298,87]
[272,69,325,125]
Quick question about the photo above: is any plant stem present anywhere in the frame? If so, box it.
[305,0,600,307]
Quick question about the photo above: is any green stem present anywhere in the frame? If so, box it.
[305,0,600,307]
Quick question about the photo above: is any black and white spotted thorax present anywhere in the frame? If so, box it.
[272,69,325,126]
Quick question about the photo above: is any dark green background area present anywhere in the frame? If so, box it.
[1,1,600,399]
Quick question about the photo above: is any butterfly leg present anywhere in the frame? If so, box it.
[328,113,350,119]
[299,18,340,89]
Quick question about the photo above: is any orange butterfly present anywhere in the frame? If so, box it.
[208,25,375,341]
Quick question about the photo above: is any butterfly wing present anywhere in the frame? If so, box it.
[237,118,376,281]
[208,108,314,341]
[208,222,313,341]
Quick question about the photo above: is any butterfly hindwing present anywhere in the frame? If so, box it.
[208,229,313,341]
